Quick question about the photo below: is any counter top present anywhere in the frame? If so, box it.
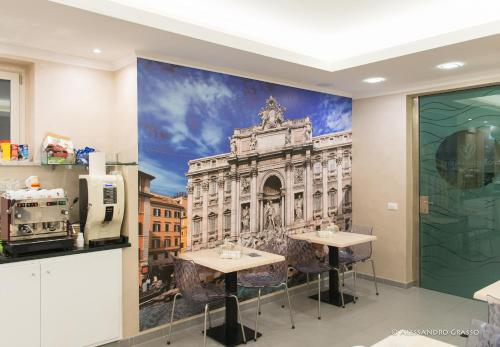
[0,241,131,264]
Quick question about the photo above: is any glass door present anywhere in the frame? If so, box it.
[419,85,500,298]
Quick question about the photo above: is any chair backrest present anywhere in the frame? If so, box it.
[488,295,500,328]
[173,257,204,299]
[348,225,374,259]
[467,319,500,347]
[286,237,317,267]
[256,240,288,281]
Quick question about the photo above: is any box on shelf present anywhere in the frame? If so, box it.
[41,133,75,165]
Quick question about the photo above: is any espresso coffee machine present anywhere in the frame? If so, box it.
[0,189,74,256]
[79,174,125,246]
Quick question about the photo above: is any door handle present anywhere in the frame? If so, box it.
[420,196,429,214]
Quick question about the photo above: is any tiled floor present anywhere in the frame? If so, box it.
[133,278,488,347]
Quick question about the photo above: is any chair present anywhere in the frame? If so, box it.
[488,295,500,327]
[238,240,295,341]
[287,237,345,319]
[167,257,246,346]
[339,225,379,301]
[466,319,500,347]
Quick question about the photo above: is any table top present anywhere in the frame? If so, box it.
[473,280,500,301]
[291,231,377,248]
[371,330,457,347]
[179,246,285,273]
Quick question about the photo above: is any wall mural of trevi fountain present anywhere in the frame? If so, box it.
[137,58,353,331]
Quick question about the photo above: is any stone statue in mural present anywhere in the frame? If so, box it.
[294,167,303,184]
[285,127,292,145]
[259,96,285,130]
[304,117,312,142]
[264,200,277,231]
[250,132,257,150]
[295,194,303,220]
[230,137,237,154]
[241,176,250,194]
[241,205,250,232]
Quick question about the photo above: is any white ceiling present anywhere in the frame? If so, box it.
[1,0,500,98]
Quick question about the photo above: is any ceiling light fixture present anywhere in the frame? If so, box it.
[436,61,464,70]
[362,77,386,84]
[93,48,102,54]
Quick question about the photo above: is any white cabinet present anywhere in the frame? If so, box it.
[0,249,123,347]
[0,262,41,347]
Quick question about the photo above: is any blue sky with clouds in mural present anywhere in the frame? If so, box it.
[138,58,352,196]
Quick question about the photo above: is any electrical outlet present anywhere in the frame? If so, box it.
[387,202,398,210]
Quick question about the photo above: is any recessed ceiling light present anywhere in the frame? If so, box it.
[436,61,464,70]
[362,77,386,84]
[484,120,488,124]
[468,118,472,121]
[93,48,102,54]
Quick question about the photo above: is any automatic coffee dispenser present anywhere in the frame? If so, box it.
[79,174,124,245]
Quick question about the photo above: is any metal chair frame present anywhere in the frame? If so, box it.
[166,258,246,346]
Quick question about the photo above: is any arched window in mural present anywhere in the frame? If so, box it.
[313,191,322,212]
[208,212,217,236]
[192,215,202,236]
[328,188,337,209]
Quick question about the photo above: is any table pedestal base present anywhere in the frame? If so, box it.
[206,324,260,346]
[309,290,355,307]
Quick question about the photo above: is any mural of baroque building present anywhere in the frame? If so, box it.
[186,96,352,249]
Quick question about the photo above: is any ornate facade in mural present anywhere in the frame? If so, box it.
[186,96,352,250]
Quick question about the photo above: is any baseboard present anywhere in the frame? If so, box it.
[356,272,417,289]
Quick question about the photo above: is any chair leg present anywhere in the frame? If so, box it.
[371,259,379,295]
[167,293,180,345]
[231,295,247,344]
[333,268,345,308]
[283,283,295,329]
[255,289,261,341]
[203,304,208,347]
[317,273,321,320]
[306,273,310,288]
[207,304,212,328]
[342,270,345,287]
[353,263,358,303]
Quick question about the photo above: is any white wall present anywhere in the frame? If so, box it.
[352,94,415,284]
[31,60,115,161]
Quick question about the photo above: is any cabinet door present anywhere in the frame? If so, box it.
[0,262,41,347]
[40,250,122,347]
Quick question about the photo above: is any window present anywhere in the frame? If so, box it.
[173,211,181,218]
[193,216,202,235]
[208,213,217,234]
[225,179,231,193]
[0,71,22,144]
[328,189,337,208]
[164,210,171,218]
[313,191,322,211]
[328,159,336,172]
[175,238,179,246]
[209,179,216,195]
[138,222,143,235]
[313,162,322,174]
[194,184,201,198]
[344,187,352,205]
[153,223,161,232]
[164,239,171,247]
[153,208,161,217]
[152,238,160,249]
[224,211,231,232]
[164,223,170,232]
[174,224,181,232]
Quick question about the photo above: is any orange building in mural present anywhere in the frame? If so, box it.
[149,194,183,265]
[138,171,155,273]
[174,195,188,252]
